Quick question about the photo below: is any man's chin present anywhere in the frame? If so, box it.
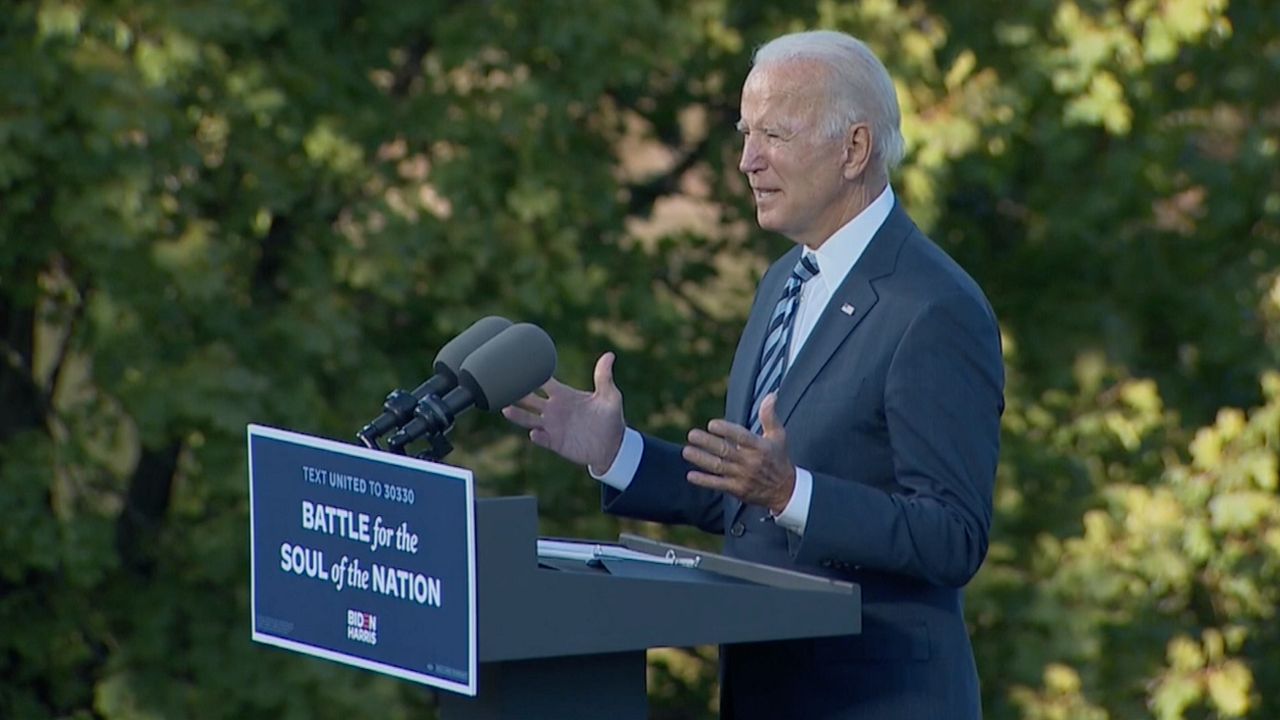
[755,210,783,233]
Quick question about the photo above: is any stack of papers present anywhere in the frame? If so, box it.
[537,539,699,567]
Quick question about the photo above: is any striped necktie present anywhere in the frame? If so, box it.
[748,253,820,434]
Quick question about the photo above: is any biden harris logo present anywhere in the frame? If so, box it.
[346,609,378,646]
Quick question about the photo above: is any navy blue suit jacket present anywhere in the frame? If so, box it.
[604,203,1004,719]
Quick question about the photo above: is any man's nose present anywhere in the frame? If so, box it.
[739,136,764,174]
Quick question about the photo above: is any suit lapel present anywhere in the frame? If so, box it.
[727,202,916,520]
[775,203,912,427]
[726,203,913,525]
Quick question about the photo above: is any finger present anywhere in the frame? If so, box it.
[759,393,786,439]
[686,428,731,456]
[706,418,762,448]
[593,352,618,396]
[529,428,553,450]
[501,405,542,429]
[686,470,739,493]
[682,444,734,475]
[511,393,547,413]
[540,376,568,395]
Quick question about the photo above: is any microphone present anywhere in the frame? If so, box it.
[386,323,557,454]
[357,316,513,446]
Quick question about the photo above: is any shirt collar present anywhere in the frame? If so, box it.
[803,184,895,291]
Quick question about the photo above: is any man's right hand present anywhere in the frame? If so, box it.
[501,352,626,475]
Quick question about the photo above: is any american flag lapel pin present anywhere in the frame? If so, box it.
[841,303,855,315]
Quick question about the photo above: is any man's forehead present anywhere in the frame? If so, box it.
[745,57,829,92]
[740,61,827,122]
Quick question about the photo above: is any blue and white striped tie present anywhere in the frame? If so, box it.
[748,253,820,434]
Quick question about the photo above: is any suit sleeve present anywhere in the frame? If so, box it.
[601,433,725,534]
[789,292,1004,587]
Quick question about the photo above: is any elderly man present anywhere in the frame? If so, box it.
[504,29,1003,719]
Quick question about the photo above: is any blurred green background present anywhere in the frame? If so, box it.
[2,0,1278,718]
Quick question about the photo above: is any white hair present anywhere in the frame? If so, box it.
[752,30,905,173]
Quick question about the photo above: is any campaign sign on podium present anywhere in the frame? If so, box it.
[247,424,477,696]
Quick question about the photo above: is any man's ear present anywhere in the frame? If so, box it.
[842,122,873,180]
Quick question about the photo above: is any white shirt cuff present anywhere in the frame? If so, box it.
[772,467,812,535]
[589,427,643,491]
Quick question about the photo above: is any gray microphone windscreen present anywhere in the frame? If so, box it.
[434,316,513,381]
[459,323,557,411]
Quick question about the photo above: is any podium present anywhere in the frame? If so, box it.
[440,496,861,719]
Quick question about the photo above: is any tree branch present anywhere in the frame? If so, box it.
[116,443,184,576]
[0,292,47,443]
[251,213,294,305]
[625,136,721,220]
[622,101,735,219]
[391,36,433,99]
[41,253,86,415]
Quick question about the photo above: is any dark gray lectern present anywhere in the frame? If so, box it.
[438,496,860,720]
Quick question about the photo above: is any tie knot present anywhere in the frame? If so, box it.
[792,253,820,283]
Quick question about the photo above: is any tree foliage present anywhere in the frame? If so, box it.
[1,0,1277,718]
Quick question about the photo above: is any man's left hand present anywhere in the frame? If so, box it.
[683,393,796,513]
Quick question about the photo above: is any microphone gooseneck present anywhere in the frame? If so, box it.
[385,323,557,457]
[356,316,512,447]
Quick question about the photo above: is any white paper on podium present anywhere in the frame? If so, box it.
[537,539,699,567]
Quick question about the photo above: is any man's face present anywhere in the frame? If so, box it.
[737,61,853,248]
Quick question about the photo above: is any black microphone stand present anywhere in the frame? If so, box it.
[408,432,453,461]
[356,388,419,449]
[356,395,455,461]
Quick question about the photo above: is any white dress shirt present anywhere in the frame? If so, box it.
[594,184,896,535]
